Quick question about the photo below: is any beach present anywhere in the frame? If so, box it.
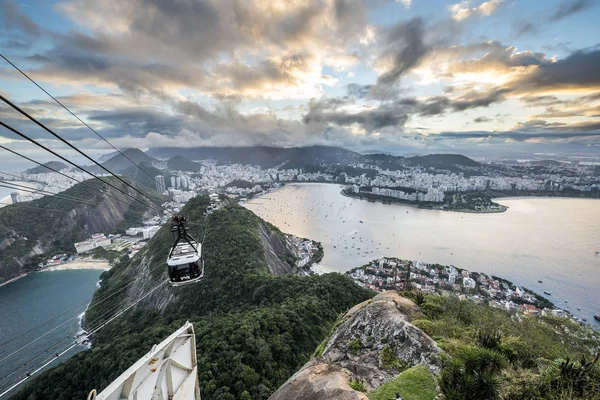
[40,260,111,272]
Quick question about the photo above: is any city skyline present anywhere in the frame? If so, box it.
[1,0,599,169]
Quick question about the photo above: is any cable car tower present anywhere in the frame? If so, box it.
[167,215,204,286]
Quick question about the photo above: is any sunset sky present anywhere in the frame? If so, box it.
[1,0,599,165]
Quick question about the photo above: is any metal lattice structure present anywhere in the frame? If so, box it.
[95,322,200,400]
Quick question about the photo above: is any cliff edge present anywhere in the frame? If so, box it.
[269,291,443,400]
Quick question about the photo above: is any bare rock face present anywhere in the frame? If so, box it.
[270,362,368,400]
[269,291,443,400]
[258,223,297,276]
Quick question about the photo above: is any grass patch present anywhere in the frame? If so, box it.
[367,365,437,400]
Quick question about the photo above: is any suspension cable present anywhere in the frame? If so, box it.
[0,182,115,208]
[0,53,156,181]
[0,120,162,213]
[0,259,167,366]
[0,145,144,208]
[0,281,166,398]
[0,95,162,210]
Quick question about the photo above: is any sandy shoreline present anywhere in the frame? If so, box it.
[40,261,112,272]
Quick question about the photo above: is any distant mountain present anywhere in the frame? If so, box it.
[25,161,69,174]
[146,146,361,168]
[101,148,156,173]
[97,151,119,163]
[120,162,170,191]
[406,154,479,169]
[529,160,563,166]
[166,155,200,172]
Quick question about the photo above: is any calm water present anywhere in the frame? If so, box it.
[0,270,102,396]
[245,183,600,324]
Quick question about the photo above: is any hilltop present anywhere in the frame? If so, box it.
[14,197,372,399]
[0,177,162,284]
[145,146,480,172]
[99,148,156,173]
[273,290,600,400]
[147,145,362,168]
[25,161,69,175]
[166,155,201,172]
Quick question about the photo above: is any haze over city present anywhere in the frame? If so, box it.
[1,0,599,168]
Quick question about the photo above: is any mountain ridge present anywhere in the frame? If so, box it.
[25,161,69,175]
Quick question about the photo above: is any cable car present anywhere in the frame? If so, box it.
[167,215,204,286]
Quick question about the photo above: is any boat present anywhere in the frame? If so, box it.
[538,280,543,283]
[594,315,600,322]
[544,291,551,295]
[359,220,363,223]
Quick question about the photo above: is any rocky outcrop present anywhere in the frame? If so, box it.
[270,291,443,400]
[258,223,297,275]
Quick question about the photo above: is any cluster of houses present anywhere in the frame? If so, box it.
[43,254,74,267]
[288,235,320,268]
[348,257,575,321]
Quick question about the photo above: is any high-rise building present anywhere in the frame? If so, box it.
[10,192,19,204]
[155,175,166,193]
[176,177,181,188]
[170,176,176,188]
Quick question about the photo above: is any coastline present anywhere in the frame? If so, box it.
[340,189,509,214]
[39,260,111,272]
[339,187,600,214]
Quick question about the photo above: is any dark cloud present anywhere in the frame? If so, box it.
[512,119,600,132]
[334,0,368,39]
[512,21,538,37]
[520,95,562,106]
[509,48,600,92]
[303,87,511,133]
[303,98,409,131]
[547,0,594,22]
[377,18,428,86]
[512,1,594,39]
[474,116,492,123]
[450,88,511,111]
[0,0,40,37]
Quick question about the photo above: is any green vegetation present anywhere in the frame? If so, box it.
[313,313,346,357]
[409,294,600,399]
[349,379,367,392]
[380,345,409,371]
[368,365,437,400]
[14,197,373,400]
[349,338,362,354]
[0,177,160,283]
[166,155,200,172]
[120,161,170,191]
[225,179,256,189]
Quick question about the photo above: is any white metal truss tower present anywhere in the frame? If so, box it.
[91,322,200,400]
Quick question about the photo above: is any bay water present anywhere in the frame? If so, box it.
[245,183,600,324]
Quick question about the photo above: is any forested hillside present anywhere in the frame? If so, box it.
[13,197,373,400]
[0,178,162,283]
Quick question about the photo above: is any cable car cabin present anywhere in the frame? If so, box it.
[167,241,204,286]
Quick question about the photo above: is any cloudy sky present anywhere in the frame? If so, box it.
[0,0,599,166]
